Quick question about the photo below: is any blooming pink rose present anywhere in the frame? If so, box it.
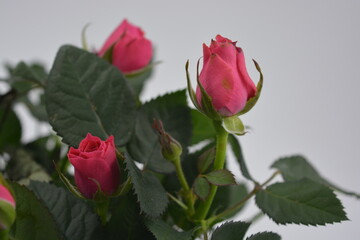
[68,134,120,199]
[98,19,153,74]
[196,35,257,117]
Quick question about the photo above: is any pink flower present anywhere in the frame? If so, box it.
[0,184,15,230]
[196,35,257,117]
[0,185,15,207]
[98,19,153,74]
[68,134,120,199]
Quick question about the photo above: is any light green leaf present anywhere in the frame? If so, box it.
[223,116,245,135]
[45,45,137,147]
[255,179,348,225]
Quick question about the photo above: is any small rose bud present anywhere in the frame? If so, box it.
[0,184,15,230]
[196,35,257,117]
[67,133,120,199]
[152,119,182,162]
[98,19,153,74]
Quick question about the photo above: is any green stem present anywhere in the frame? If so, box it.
[174,156,195,215]
[174,157,190,192]
[194,120,228,220]
[95,200,110,225]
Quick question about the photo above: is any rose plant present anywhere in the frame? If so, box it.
[0,19,358,240]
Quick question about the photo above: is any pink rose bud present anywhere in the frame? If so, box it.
[67,134,120,199]
[98,19,153,74]
[196,35,257,117]
[0,184,16,230]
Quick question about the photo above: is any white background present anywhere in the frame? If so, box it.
[1,0,359,239]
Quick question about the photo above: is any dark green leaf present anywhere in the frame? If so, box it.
[125,153,168,217]
[190,109,216,145]
[127,90,192,173]
[45,45,137,147]
[197,147,215,174]
[9,183,62,240]
[255,179,348,225]
[211,221,250,240]
[228,135,254,181]
[193,176,210,200]
[28,181,99,240]
[204,170,236,186]
[12,62,47,84]
[0,107,21,152]
[210,184,248,219]
[246,232,281,240]
[104,192,155,240]
[271,155,360,199]
[6,149,51,184]
[146,219,193,240]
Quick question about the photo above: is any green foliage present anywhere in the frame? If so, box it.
[28,181,99,240]
[9,183,62,240]
[193,176,210,200]
[271,155,360,199]
[228,134,254,181]
[6,149,51,184]
[255,178,348,225]
[0,107,21,152]
[190,109,215,145]
[204,170,236,186]
[210,184,248,219]
[45,45,137,147]
[104,192,155,240]
[127,90,192,173]
[246,232,281,240]
[146,219,193,240]
[197,147,215,174]
[211,221,250,240]
[125,153,168,218]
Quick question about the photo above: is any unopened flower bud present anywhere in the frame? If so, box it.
[152,119,182,162]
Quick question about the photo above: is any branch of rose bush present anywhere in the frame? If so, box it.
[205,170,281,227]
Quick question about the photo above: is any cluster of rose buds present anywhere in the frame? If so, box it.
[65,19,259,200]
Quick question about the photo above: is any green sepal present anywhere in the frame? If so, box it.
[102,43,115,63]
[81,23,91,51]
[54,162,85,199]
[111,177,132,197]
[238,60,263,116]
[223,116,246,135]
[185,60,201,110]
